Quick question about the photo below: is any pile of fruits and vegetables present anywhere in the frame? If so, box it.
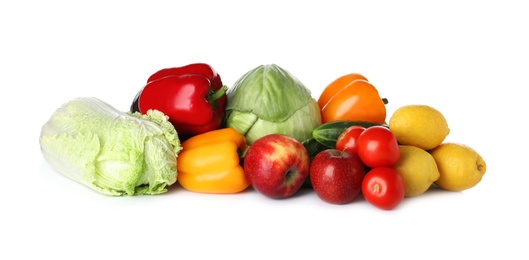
[39,63,487,210]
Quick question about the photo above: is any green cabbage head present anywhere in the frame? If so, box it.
[224,64,322,144]
[39,97,181,196]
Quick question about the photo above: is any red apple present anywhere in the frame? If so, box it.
[310,149,365,204]
[243,134,310,199]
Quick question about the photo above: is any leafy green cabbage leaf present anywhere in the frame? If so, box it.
[224,64,322,144]
[39,97,181,196]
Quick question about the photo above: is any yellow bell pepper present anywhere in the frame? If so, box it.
[176,127,249,194]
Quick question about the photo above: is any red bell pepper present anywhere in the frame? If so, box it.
[131,63,228,137]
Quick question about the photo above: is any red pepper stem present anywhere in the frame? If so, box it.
[208,85,228,104]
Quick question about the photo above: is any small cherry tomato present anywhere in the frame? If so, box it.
[335,126,366,154]
[356,126,400,168]
[362,167,405,210]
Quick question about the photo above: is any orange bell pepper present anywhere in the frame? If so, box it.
[317,73,368,109]
[176,127,249,194]
[319,73,387,124]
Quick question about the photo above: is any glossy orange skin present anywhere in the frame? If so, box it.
[317,73,368,109]
[320,78,386,124]
[176,128,249,194]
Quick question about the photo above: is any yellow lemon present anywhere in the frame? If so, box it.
[389,104,450,150]
[430,143,486,191]
[392,145,440,197]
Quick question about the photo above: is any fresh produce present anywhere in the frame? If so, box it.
[331,125,402,208]
[223,64,322,144]
[356,126,400,168]
[319,74,387,124]
[335,125,366,154]
[391,145,440,197]
[40,97,181,196]
[389,104,450,150]
[310,149,365,204]
[39,64,487,209]
[311,120,387,149]
[131,63,228,137]
[301,137,325,160]
[243,133,310,199]
[362,167,405,210]
[176,127,249,194]
[430,143,487,191]
[335,125,400,168]
[317,73,368,109]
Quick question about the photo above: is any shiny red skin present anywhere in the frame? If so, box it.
[310,149,365,204]
[362,167,405,210]
[356,126,400,168]
[335,126,366,154]
[131,63,227,137]
[243,134,310,199]
[147,63,223,89]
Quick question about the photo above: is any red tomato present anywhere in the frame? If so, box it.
[362,167,405,210]
[356,126,400,168]
[335,126,366,154]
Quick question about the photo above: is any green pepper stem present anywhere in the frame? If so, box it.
[208,85,228,104]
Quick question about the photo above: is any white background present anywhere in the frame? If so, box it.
[2,1,528,259]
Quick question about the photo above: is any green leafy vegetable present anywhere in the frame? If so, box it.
[39,97,182,196]
[224,64,322,144]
